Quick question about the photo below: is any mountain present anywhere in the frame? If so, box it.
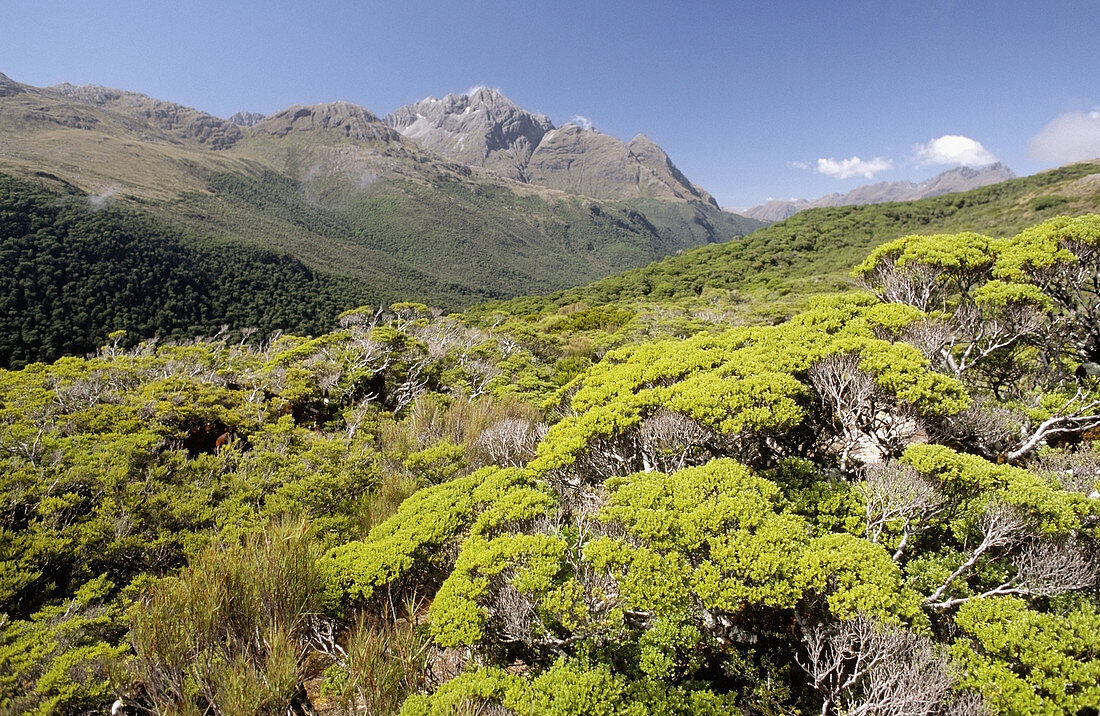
[48,81,246,150]
[386,88,720,205]
[228,111,265,127]
[384,88,554,181]
[0,73,762,366]
[742,163,1017,222]
[472,161,1100,322]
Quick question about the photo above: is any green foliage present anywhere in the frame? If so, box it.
[527,294,964,477]
[854,230,996,278]
[4,211,1100,714]
[320,467,551,609]
[403,441,467,484]
[994,214,1100,279]
[319,611,432,716]
[1030,194,1069,212]
[0,173,359,368]
[473,162,1100,321]
[951,596,1100,714]
[902,443,1078,533]
[429,532,571,648]
[401,659,739,716]
[0,575,129,715]
[596,460,921,622]
[173,169,756,319]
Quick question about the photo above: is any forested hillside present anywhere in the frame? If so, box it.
[2,215,1098,715]
[0,174,364,368]
[0,170,756,369]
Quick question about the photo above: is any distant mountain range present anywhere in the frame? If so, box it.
[0,72,761,365]
[0,71,760,273]
[741,163,1017,222]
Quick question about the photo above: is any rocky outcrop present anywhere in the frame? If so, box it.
[386,88,553,181]
[228,111,265,127]
[0,72,26,98]
[917,163,1016,197]
[521,125,715,204]
[253,102,402,144]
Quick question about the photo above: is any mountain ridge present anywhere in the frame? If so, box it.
[742,163,1017,221]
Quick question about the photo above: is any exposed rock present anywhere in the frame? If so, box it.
[386,87,553,181]
[739,198,809,223]
[46,82,243,149]
[388,88,717,203]
[626,133,717,206]
[917,163,1017,197]
[228,111,265,127]
[0,72,27,98]
[253,102,402,144]
[525,124,638,199]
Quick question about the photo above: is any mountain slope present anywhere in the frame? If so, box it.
[0,173,361,368]
[468,161,1100,321]
[743,163,1017,221]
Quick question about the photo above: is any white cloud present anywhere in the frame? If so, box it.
[570,114,594,130]
[1028,110,1100,164]
[88,185,119,209]
[913,135,997,166]
[806,156,894,180]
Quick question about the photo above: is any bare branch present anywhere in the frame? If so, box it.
[638,410,713,473]
[797,614,955,716]
[1005,387,1100,463]
[924,502,1031,608]
[857,461,946,561]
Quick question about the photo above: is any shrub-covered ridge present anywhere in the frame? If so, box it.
[1,217,1099,714]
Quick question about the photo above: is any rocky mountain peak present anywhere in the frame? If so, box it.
[385,88,553,181]
[918,162,1015,196]
[228,111,265,127]
[628,133,659,150]
[742,163,1017,221]
[387,89,716,204]
[466,86,523,112]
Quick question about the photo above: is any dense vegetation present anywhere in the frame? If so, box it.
[2,215,1098,714]
[167,170,755,304]
[0,174,367,369]
[7,163,1098,370]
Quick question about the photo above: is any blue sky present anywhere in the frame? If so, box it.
[2,0,1098,208]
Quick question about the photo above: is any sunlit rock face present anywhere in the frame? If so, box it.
[387,88,717,204]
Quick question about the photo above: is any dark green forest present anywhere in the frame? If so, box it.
[0,174,368,369]
[1,209,1098,714]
